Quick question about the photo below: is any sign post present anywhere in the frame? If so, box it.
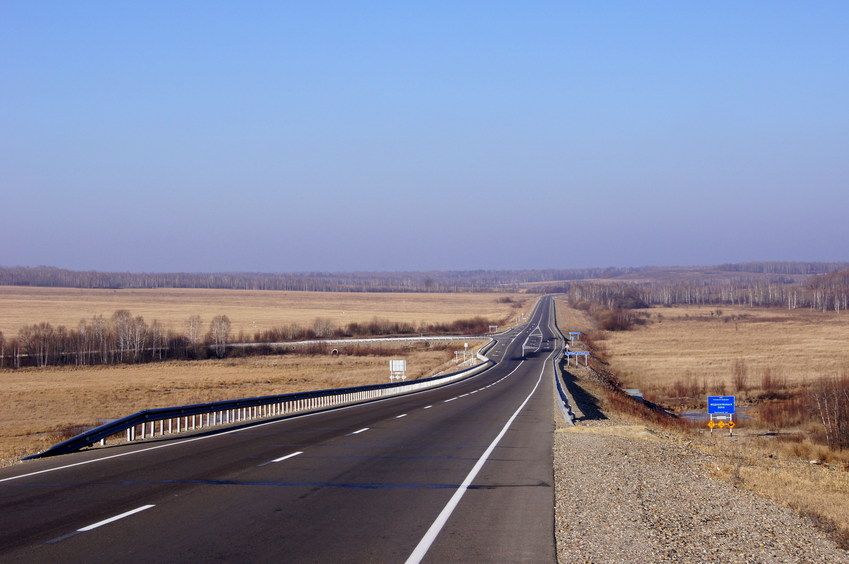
[563,351,589,366]
[707,396,736,436]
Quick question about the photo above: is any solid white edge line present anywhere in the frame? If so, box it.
[78,504,156,532]
[405,354,550,564]
[272,451,304,463]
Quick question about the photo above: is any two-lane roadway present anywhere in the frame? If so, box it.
[0,296,564,563]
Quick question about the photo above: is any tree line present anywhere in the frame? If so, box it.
[3,263,847,298]
[0,311,233,368]
[560,269,849,314]
[0,265,653,293]
[0,311,497,369]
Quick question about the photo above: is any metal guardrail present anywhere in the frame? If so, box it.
[25,340,497,460]
[548,299,577,424]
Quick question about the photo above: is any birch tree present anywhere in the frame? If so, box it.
[208,315,231,358]
[112,310,133,363]
[186,315,203,347]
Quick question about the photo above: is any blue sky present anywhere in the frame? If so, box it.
[3,1,848,273]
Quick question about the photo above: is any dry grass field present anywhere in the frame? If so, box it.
[0,286,529,339]
[593,305,849,400]
[554,298,849,544]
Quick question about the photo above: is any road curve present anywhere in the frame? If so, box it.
[0,296,562,563]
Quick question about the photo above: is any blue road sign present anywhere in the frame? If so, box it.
[707,396,735,414]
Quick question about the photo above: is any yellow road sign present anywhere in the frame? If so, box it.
[707,421,716,428]
[728,421,736,428]
[718,421,726,428]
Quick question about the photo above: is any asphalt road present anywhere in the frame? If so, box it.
[0,296,563,563]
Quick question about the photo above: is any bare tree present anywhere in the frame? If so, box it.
[731,359,748,393]
[186,315,203,347]
[19,322,55,367]
[208,315,231,358]
[112,310,133,363]
[91,314,110,364]
[312,317,334,338]
[75,320,90,366]
[129,315,147,362]
[150,320,165,361]
[808,375,849,450]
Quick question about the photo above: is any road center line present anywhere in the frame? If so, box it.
[272,451,304,463]
[396,414,407,419]
[348,428,369,436]
[405,355,549,564]
[78,504,156,532]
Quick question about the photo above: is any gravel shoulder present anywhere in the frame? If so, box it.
[553,377,849,563]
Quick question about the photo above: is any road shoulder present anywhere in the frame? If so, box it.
[553,372,849,563]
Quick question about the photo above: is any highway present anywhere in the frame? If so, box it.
[0,296,563,563]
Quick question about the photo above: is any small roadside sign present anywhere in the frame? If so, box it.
[707,396,736,436]
[707,396,735,414]
[390,359,407,381]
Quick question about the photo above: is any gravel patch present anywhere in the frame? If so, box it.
[553,403,849,562]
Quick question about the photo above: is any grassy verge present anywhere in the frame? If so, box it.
[554,298,849,548]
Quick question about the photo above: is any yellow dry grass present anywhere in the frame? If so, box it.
[0,342,488,466]
[0,286,530,339]
[597,305,849,394]
[554,300,849,544]
[706,437,849,546]
[553,303,596,335]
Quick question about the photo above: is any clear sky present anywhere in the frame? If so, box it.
[3,1,848,273]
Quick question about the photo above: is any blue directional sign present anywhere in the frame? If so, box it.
[707,396,735,414]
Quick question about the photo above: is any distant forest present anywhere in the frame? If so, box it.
[4,261,849,369]
[3,262,849,312]
[0,265,646,292]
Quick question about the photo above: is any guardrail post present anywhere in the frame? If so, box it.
[27,340,497,459]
